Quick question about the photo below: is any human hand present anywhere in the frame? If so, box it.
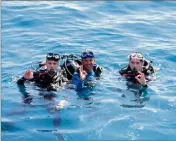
[135,72,146,85]
[79,65,87,81]
[24,70,34,80]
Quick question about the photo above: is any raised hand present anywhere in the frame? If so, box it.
[79,65,87,81]
[135,72,146,85]
[24,70,34,80]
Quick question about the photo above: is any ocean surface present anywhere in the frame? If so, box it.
[2,1,176,140]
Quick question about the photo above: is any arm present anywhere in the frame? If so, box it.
[72,65,88,90]
[17,76,27,85]
[17,70,35,85]
[72,73,84,90]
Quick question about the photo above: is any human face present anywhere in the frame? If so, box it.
[129,58,143,71]
[46,60,59,72]
[82,58,95,72]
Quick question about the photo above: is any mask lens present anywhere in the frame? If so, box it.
[89,51,94,57]
[82,52,88,57]
[47,53,53,59]
[81,51,94,59]
[47,53,60,61]
[53,54,60,60]
[130,52,143,60]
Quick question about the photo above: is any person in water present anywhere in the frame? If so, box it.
[17,53,68,91]
[119,52,155,87]
[72,51,103,90]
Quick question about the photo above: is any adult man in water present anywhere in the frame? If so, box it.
[72,51,103,91]
[17,53,68,91]
[119,52,155,88]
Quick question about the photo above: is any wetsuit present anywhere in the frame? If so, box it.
[17,69,68,91]
[72,65,103,90]
[119,60,155,85]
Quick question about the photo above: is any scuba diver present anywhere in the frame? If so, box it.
[72,51,103,91]
[60,51,103,83]
[19,51,103,91]
[119,52,155,87]
[119,52,155,108]
[17,53,68,91]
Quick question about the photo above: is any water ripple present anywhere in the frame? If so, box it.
[2,1,176,140]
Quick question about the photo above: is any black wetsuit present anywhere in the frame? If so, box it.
[119,60,155,84]
[17,69,68,91]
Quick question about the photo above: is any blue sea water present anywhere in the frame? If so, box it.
[2,1,176,140]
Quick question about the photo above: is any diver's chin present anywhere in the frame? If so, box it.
[132,68,137,72]
[48,69,56,76]
[85,67,93,73]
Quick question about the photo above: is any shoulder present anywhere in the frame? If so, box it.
[119,65,131,75]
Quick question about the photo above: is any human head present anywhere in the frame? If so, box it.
[46,53,60,73]
[81,51,95,72]
[128,52,144,71]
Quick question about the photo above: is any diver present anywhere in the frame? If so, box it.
[119,52,155,88]
[17,53,68,91]
[60,52,103,82]
[119,52,154,108]
[72,51,103,91]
